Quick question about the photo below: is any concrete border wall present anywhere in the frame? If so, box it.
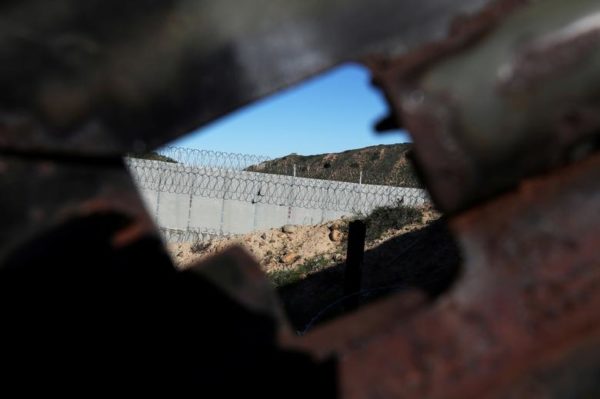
[127,158,429,242]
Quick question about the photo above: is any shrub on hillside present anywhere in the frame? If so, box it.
[361,201,423,242]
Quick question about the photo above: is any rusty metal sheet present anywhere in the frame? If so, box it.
[0,155,156,265]
[1,1,599,397]
[0,0,500,155]
[374,0,600,212]
[0,228,337,396]
[186,245,294,335]
[286,152,600,398]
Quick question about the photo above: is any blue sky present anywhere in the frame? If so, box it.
[172,63,410,158]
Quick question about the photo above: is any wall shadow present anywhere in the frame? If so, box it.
[278,219,462,332]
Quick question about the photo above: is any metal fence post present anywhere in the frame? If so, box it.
[344,220,366,312]
[220,169,232,236]
[186,171,197,231]
[155,167,163,220]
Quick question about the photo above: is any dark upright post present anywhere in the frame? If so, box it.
[344,220,366,312]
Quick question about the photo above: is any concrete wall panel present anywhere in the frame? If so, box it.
[138,189,159,217]
[222,199,256,234]
[156,192,191,230]
[189,197,223,231]
[254,203,289,231]
[289,207,324,226]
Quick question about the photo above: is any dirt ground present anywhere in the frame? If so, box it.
[167,207,457,332]
[168,208,440,275]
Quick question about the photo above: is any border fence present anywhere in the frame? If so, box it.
[126,146,429,242]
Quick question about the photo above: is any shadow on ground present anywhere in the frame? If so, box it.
[277,219,462,332]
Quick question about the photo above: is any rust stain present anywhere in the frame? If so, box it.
[37,161,56,177]
[498,14,600,92]
[365,0,529,85]
[111,220,154,248]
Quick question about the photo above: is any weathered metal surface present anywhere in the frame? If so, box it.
[288,152,600,398]
[0,1,599,397]
[0,223,336,396]
[0,155,157,265]
[186,246,294,335]
[373,0,600,212]
[0,0,499,155]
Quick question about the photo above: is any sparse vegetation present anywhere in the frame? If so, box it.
[358,200,424,243]
[190,240,212,254]
[264,203,427,287]
[268,255,331,287]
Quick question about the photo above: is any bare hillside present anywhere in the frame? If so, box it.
[246,143,420,187]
